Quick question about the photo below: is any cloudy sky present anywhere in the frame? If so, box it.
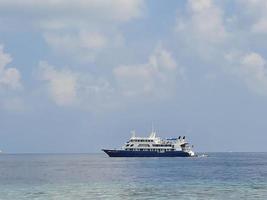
[1,0,267,153]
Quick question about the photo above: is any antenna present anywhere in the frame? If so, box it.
[131,130,136,138]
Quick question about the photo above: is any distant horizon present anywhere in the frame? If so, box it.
[1,151,267,155]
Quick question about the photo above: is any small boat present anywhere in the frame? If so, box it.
[102,130,195,157]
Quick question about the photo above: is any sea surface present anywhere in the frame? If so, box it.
[0,153,266,200]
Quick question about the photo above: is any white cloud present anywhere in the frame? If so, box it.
[36,46,182,109]
[174,0,267,98]
[0,0,144,61]
[176,0,227,44]
[43,30,125,62]
[225,51,267,95]
[44,31,109,62]
[237,0,267,33]
[38,61,78,106]
[0,45,21,89]
[189,0,213,12]
[0,45,23,112]
[252,19,267,33]
[113,46,182,98]
[0,0,143,23]
[38,61,113,108]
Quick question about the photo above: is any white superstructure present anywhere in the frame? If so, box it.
[122,130,195,156]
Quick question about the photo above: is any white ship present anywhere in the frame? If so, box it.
[103,130,195,157]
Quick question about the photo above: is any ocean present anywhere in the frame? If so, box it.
[0,153,266,200]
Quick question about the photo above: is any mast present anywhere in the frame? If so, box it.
[149,122,156,138]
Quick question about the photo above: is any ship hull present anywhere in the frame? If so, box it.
[102,149,191,157]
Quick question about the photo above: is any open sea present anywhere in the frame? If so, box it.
[0,152,266,200]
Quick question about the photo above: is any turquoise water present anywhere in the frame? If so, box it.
[0,153,266,199]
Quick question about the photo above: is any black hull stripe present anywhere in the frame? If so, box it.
[102,149,191,157]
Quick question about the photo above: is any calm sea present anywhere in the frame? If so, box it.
[0,153,266,200]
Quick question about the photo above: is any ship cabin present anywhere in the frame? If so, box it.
[123,131,188,153]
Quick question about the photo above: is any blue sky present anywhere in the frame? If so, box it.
[1,0,267,153]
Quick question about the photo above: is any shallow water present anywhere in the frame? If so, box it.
[0,153,266,199]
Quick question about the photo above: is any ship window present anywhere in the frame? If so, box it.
[138,144,150,147]
[130,144,134,147]
[126,144,129,147]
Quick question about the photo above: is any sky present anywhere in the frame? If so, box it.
[1,0,267,153]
